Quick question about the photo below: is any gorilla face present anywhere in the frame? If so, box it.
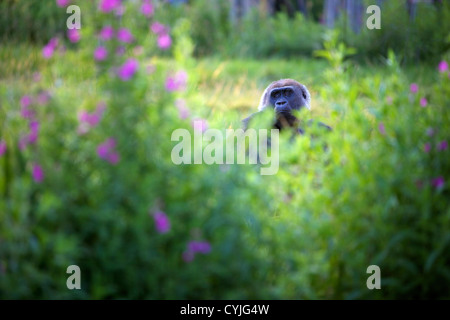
[268,85,304,115]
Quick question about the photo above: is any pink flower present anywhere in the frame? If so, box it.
[78,105,105,129]
[99,26,114,41]
[107,152,120,164]
[153,211,171,234]
[97,138,119,164]
[438,140,448,151]
[438,60,448,73]
[175,99,190,119]
[424,143,431,153]
[99,0,121,12]
[49,37,59,48]
[431,176,444,189]
[192,119,208,133]
[115,4,125,16]
[410,83,418,94]
[117,59,139,81]
[378,122,386,135]
[42,45,54,59]
[28,121,39,144]
[117,28,134,43]
[165,70,188,92]
[20,95,34,119]
[37,91,50,105]
[56,0,70,7]
[188,241,212,254]
[183,240,212,262]
[0,140,6,157]
[32,164,44,183]
[150,22,167,35]
[67,29,80,43]
[20,95,32,108]
[157,33,172,50]
[141,2,154,16]
[420,97,427,107]
[94,46,108,61]
[42,37,59,59]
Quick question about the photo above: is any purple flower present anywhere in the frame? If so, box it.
[28,121,39,144]
[20,95,32,108]
[192,119,208,133]
[117,28,134,43]
[117,59,139,81]
[67,29,80,43]
[49,37,59,48]
[42,45,54,59]
[107,152,120,164]
[426,127,435,137]
[165,70,188,92]
[175,99,190,119]
[99,26,114,41]
[32,164,44,183]
[97,138,119,164]
[141,2,154,16]
[0,140,6,157]
[99,0,121,12]
[188,241,212,254]
[157,33,172,50]
[378,122,386,135]
[420,97,427,107]
[150,22,167,35]
[20,95,34,119]
[438,140,448,151]
[78,106,104,128]
[56,0,70,7]
[438,60,448,73]
[94,46,108,61]
[115,4,125,16]
[410,83,418,94]
[183,240,212,262]
[153,211,171,234]
[37,91,51,105]
[42,38,59,59]
[424,143,431,153]
[431,176,445,189]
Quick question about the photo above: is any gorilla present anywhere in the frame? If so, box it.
[243,79,331,134]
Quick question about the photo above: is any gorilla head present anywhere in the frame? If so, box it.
[243,79,330,133]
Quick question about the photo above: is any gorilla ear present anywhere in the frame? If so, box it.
[257,86,271,111]
[301,84,311,110]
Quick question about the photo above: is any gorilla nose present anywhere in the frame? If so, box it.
[276,100,287,106]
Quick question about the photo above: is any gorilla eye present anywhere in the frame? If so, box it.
[271,91,281,99]
[284,89,293,97]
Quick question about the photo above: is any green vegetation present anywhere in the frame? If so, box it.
[0,0,449,299]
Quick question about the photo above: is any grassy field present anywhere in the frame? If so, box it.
[1,27,449,299]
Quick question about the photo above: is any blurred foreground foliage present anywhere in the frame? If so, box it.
[0,0,449,299]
